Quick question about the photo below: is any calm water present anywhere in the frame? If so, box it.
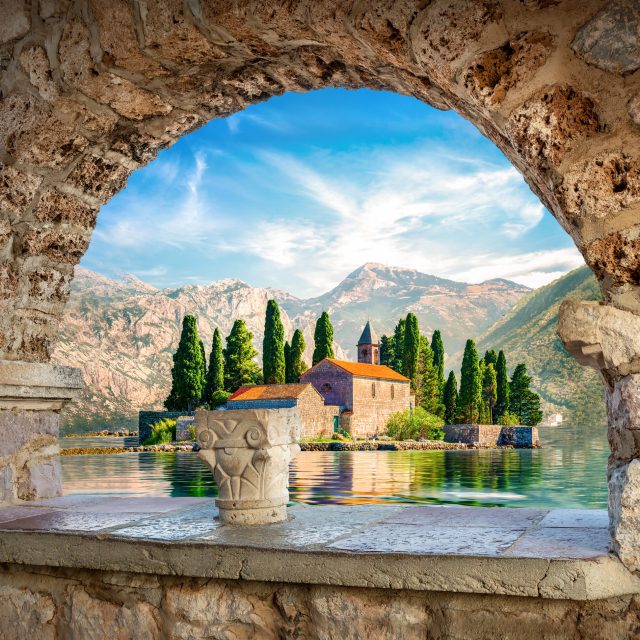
[60,423,609,509]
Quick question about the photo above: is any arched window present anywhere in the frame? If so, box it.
[371,382,376,398]
[321,383,332,393]
[391,384,395,399]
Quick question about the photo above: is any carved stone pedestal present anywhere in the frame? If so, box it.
[196,407,301,525]
[0,360,82,503]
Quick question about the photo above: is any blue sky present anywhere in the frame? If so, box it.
[82,88,585,297]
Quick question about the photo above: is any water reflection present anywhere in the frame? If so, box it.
[60,423,609,509]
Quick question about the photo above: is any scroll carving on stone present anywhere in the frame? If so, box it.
[196,407,301,524]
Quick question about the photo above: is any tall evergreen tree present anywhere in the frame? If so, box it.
[495,350,510,422]
[483,349,498,369]
[431,329,446,402]
[165,315,205,411]
[482,362,498,424]
[290,329,307,381]
[380,335,395,367]
[312,311,334,365]
[263,299,285,384]
[403,313,420,388]
[443,371,458,425]
[284,341,292,384]
[199,339,207,388]
[509,363,543,426]
[392,319,405,373]
[204,327,224,402]
[457,339,482,423]
[418,335,442,416]
[224,319,261,392]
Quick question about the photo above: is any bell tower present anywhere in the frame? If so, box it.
[357,321,379,365]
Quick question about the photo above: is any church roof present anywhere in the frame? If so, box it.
[320,358,409,382]
[227,383,315,402]
[357,321,378,345]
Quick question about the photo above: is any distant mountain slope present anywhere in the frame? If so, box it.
[450,266,605,426]
[53,263,528,433]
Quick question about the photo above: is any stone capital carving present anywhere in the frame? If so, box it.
[196,407,301,525]
[557,300,640,378]
[0,360,83,411]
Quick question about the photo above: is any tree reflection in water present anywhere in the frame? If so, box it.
[61,423,608,509]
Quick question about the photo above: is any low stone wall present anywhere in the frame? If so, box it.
[444,424,540,448]
[1,564,639,639]
[138,411,194,444]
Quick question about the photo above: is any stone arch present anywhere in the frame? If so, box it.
[2,0,640,570]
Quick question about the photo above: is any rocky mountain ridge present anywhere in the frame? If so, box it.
[53,263,529,432]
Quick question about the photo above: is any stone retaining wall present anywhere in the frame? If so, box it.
[1,564,639,640]
[444,424,540,448]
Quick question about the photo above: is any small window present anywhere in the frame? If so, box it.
[391,384,395,399]
[371,382,376,398]
[321,383,332,393]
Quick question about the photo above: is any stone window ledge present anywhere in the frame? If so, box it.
[0,497,637,602]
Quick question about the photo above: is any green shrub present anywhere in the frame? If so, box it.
[498,412,521,426]
[187,425,197,441]
[143,418,176,445]
[210,390,231,408]
[386,408,444,441]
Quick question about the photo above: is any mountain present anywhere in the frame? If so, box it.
[450,266,606,427]
[52,263,529,433]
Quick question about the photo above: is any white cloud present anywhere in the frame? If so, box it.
[95,152,221,250]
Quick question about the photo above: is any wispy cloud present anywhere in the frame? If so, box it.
[95,152,220,251]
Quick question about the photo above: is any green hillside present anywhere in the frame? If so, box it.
[451,266,606,427]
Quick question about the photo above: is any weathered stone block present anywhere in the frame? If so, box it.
[0,585,55,640]
[609,460,640,572]
[573,0,640,75]
[0,0,30,45]
[65,155,129,203]
[17,457,62,500]
[0,410,59,458]
[558,300,640,376]
[35,189,97,228]
[0,165,42,217]
[19,46,59,102]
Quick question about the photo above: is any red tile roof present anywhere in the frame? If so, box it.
[318,358,410,382]
[227,383,313,402]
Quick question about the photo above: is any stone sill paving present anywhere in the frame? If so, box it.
[0,496,638,601]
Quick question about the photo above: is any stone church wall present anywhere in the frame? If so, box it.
[349,379,411,438]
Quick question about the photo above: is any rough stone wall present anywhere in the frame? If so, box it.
[443,424,540,447]
[301,361,353,409]
[350,378,411,438]
[295,386,339,439]
[138,410,194,444]
[1,564,640,640]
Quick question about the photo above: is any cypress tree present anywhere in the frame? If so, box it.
[392,319,405,372]
[418,335,442,416]
[482,362,498,424]
[199,339,207,389]
[402,313,420,388]
[495,350,510,422]
[443,371,458,425]
[312,311,334,365]
[263,299,285,384]
[290,329,307,381]
[457,339,482,423]
[483,349,498,369]
[224,319,261,392]
[380,335,395,367]
[204,327,224,402]
[509,363,543,426]
[284,341,292,383]
[165,315,205,411]
[431,329,446,401]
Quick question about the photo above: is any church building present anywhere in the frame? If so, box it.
[301,322,412,438]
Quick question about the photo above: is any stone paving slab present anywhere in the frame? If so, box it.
[0,510,161,532]
[328,523,526,555]
[381,505,548,529]
[539,508,609,528]
[30,495,208,513]
[504,526,611,560]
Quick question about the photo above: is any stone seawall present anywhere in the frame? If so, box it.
[138,411,194,444]
[444,424,540,448]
